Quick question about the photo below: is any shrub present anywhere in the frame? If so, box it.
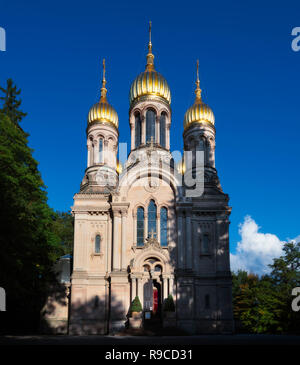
[163,295,175,312]
[130,296,143,313]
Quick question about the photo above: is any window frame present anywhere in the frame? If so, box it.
[160,206,168,247]
[146,109,156,143]
[147,200,157,238]
[95,234,101,254]
[98,138,104,164]
[134,112,141,148]
[137,207,145,247]
[160,112,166,148]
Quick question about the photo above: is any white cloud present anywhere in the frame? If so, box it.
[291,234,300,243]
[230,216,285,275]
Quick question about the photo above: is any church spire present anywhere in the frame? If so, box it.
[195,59,202,103]
[146,21,155,71]
[100,58,107,102]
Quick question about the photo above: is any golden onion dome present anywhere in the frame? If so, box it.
[184,60,215,130]
[130,70,171,105]
[129,21,171,106]
[88,59,119,128]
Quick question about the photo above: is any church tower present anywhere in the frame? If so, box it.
[69,60,120,335]
[128,21,171,152]
[85,59,119,188]
[174,61,234,333]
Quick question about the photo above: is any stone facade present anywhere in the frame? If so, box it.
[67,32,234,335]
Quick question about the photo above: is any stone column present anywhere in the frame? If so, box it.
[211,139,216,168]
[137,276,143,305]
[87,144,91,167]
[112,210,121,271]
[216,218,230,272]
[177,211,184,269]
[103,139,109,165]
[166,124,170,150]
[156,115,160,144]
[157,211,161,243]
[106,212,111,272]
[121,210,127,271]
[163,276,168,300]
[169,277,175,298]
[90,144,94,166]
[141,115,146,144]
[186,210,192,270]
[131,276,137,301]
[130,123,135,150]
[93,140,98,164]
[192,221,198,272]
[144,212,148,241]
[133,212,137,246]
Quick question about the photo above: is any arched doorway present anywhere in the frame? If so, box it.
[143,258,163,320]
[143,279,162,315]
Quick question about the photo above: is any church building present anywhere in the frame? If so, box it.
[69,24,234,335]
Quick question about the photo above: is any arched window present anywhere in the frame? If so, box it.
[143,264,150,272]
[154,265,162,273]
[148,200,157,237]
[95,234,101,253]
[202,234,210,254]
[137,207,144,246]
[146,109,156,143]
[160,207,168,247]
[135,113,141,147]
[98,138,104,163]
[160,113,166,148]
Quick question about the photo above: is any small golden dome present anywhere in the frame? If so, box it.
[88,59,119,128]
[184,102,215,129]
[129,21,171,105]
[88,101,119,128]
[184,60,215,130]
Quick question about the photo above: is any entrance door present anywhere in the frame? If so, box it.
[143,279,153,311]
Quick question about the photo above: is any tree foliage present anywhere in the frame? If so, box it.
[0,79,27,126]
[51,211,74,255]
[232,241,300,334]
[0,79,73,333]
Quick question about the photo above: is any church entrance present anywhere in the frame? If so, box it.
[143,279,162,319]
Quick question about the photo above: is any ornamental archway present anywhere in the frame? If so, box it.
[142,257,163,316]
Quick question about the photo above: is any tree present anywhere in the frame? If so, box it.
[232,241,300,334]
[0,79,27,126]
[233,272,281,333]
[51,211,74,255]
[0,80,65,333]
[268,241,300,333]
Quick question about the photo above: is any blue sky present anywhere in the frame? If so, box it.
[1,0,300,269]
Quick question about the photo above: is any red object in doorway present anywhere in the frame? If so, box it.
[153,288,158,313]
